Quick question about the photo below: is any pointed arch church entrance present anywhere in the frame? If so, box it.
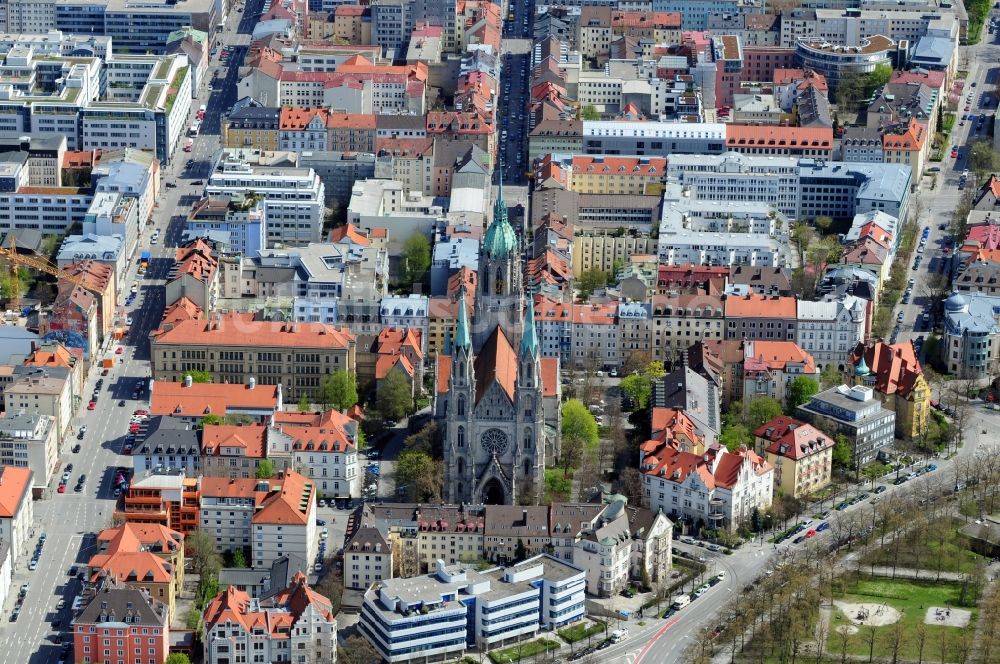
[481,478,506,505]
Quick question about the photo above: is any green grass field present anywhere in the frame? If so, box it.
[826,578,977,662]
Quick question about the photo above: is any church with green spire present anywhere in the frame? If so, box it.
[434,180,561,506]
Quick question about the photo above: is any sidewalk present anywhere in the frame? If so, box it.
[861,565,967,581]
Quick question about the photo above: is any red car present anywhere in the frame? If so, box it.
[951,150,959,158]
[133,410,148,416]
[128,424,140,433]
[115,346,124,354]
[87,401,97,410]
[57,484,66,493]
[806,529,817,538]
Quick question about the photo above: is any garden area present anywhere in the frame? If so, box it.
[488,638,560,663]
[860,516,988,574]
[826,577,978,662]
[557,620,606,644]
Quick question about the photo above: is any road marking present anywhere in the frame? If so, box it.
[634,617,680,664]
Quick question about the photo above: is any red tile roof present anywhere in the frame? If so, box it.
[0,467,32,517]
[474,328,517,403]
[743,340,817,374]
[153,314,354,350]
[724,293,796,318]
[202,424,268,459]
[253,470,315,526]
[329,223,369,245]
[540,357,559,397]
[753,415,833,460]
[726,124,832,149]
[150,381,280,418]
[848,340,924,398]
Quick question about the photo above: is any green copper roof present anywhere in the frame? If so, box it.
[483,176,517,258]
[455,291,471,349]
[854,355,869,376]
[520,298,539,357]
[442,327,453,355]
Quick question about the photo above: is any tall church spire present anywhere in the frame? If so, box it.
[483,170,516,259]
[520,297,539,358]
[455,288,471,349]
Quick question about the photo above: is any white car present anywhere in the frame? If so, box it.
[320,528,329,539]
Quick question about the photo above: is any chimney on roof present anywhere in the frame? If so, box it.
[184,375,193,388]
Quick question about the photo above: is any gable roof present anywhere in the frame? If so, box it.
[253,471,314,526]
[753,415,833,460]
[473,327,517,404]
[848,340,924,398]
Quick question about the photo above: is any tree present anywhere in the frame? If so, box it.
[198,414,224,428]
[815,215,834,233]
[166,655,192,664]
[397,449,442,501]
[184,530,222,581]
[866,62,892,90]
[232,548,247,568]
[820,363,842,389]
[969,138,1000,176]
[620,373,653,411]
[297,394,310,412]
[622,351,652,376]
[319,369,358,412]
[747,396,783,430]
[338,635,381,664]
[720,422,752,451]
[403,421,438,455]
[580,104,600,120]
[560,399,599,477]
[832,434,854,470]
[374,370,413,422]
[788,376,819,410]
[184,370,212,383]
[577,268,608,297]
[255,459,275,479]
[402,232,431,287]
[834,70,867,112]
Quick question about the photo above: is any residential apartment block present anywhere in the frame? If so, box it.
[0,466,33,560]
[754,416,833,498]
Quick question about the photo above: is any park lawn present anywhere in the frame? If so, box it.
[558,621,606,644]
[826,578,977,663]
[488,638,561,663]
[861,519,987,574]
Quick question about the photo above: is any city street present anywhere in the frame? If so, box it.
[893,28,1000,352]
[0,0,255,658]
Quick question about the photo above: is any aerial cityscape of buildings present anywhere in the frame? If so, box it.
[0,0,998,659]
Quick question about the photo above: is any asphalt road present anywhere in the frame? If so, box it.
[0,3,255,659]
[499,0,533,185]
[892,29,1000,353]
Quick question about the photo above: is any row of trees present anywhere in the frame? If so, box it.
[687,458,1000,664]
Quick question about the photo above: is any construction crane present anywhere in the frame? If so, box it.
[0,235,100,311]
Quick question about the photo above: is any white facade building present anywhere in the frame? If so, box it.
[795,296,868,369]
[206,158,326,246]
[0,467,34,562]
[360,555,586,663]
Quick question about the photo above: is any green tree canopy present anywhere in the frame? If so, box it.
[969,139,1000,176]
[166,655,193,664]
[580,104,600,120]
[184,370,212,383]
[577,268,609,297]
[720,422,752,451]
[397,449,442,501]
[747,396,783,430]
[560,399,600,476]
[402,232,431,286]
[620,373,653,411]
[832,434,854,469]
[231,548,247,568]
[788,376,820,410]
[198,414,224,428]
[255,459,275,479]
[374,369,413,423]
[319,369,358,412]
[298,394,311,412]
[184,530,222,581]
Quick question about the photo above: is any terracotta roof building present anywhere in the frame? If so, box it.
[203,573,336,664]
[847,340,930,438]
[150,314,356,402]
[149,379,281,424]
[753,416,833,498]
[0,466,33,558]
[72,582,169,664]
